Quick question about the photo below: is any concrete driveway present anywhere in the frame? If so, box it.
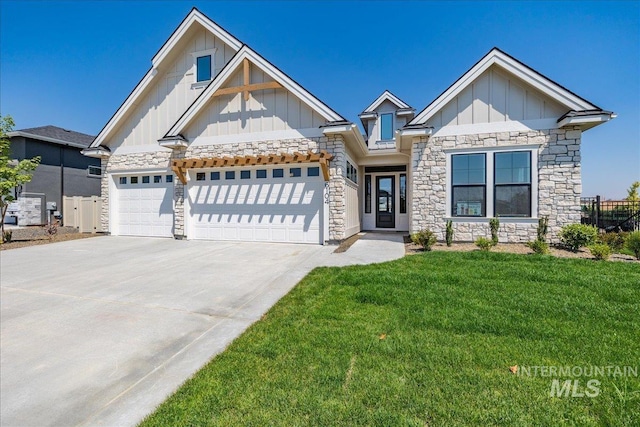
[0,234,404,426]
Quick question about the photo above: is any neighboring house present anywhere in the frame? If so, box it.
[83,8,614,244]
[8,125,100,224]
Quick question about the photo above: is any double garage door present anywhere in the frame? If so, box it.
[187,165,324,244]
[113,165,324,244]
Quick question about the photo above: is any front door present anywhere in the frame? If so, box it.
[376,175,395,228]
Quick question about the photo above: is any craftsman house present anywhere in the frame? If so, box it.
[83,8,614,244]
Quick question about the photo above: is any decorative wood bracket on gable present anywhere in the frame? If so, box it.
[170,150,333,184]
[213,58,284,101]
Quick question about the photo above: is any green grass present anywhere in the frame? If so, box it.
[141,252,640,426]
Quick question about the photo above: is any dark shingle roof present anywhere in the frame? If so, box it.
[15,125,95,147]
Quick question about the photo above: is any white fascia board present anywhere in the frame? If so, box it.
[323,124,368,157]
[398,128,433,137]
[363,90,411,113]
[167,46,343,136]
[410,49,597,125]
[8,132,89,149]
[91,68,156,148]
[557,113,614,128]
[152,10,241,68]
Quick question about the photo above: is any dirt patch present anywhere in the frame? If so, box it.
[405,239,639,263]
[1,232,104,251]
[334,233,364,253]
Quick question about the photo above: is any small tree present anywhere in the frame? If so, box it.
[0,116,41,242]
[625,181,640,202]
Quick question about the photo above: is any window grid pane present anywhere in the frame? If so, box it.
[241,170,250,179]
[452,186,486,217]
[495,185,531,217]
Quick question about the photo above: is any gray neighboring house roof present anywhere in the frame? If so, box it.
[9,125,95,149]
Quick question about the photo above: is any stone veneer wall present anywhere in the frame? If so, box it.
[411,127,582,243]
[100,135,348,241]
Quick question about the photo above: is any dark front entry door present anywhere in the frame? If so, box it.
[376,175,395,228]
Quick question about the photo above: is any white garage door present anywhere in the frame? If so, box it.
[114,173,174,237]
[188,165,324,244]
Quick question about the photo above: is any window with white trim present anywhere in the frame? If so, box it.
[494,152,531,217]
[346,161,358,184]
[380,113,394,141]
[190,49,216,86]
[196,55,211,82]
[452,153,486,217]
[449,149,535,218]
[87,165,102,177]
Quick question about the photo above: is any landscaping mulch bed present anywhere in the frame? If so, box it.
[1,227,104,251]
[405,240,639,263]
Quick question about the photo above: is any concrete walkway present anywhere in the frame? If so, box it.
[0,232,404,427]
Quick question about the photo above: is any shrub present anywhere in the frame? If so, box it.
[526,239,549,255]
[475,237,494,251]
[411,229,437,251]
[489,218,500,245]
[588,243,611,261]
[445,220,453,247]
[2,230,12,243]
[625,231,640,259]
[559,224,598,252]
[597,231,628,252]
[537,216,549,242]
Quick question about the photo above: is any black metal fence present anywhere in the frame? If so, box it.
[581,196,640,232]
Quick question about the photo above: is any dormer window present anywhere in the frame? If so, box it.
[380,113,394,140]
[196,55,211,82]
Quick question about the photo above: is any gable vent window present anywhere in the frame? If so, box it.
[197,55,212,82]
[380,113,394,141]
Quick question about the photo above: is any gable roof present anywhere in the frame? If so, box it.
[408,47,602,126]
[360,90,412,115]
[10,125,95,149]
[165,45,345,137]
[89,8,242,149]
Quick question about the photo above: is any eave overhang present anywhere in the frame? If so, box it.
[8,131,90,149]
[321,122,368,158]
[158,134,189,149]
[396,126,434,152]
[557,110,616,131]
[81,145,112,158]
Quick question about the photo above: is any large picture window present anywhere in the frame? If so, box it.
[452,153,486,217]
[494,151,531,217]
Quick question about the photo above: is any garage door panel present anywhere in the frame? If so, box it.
[114,177,174,238]
[188,168,323,244]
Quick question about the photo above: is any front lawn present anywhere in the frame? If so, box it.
[141,252,640,426]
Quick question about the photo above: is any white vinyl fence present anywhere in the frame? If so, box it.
[63,196,103,233]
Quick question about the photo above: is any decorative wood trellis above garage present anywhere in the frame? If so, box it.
[171,150,333,184]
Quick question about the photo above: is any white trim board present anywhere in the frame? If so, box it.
[362,90,412,113]
[431,118,558,138]
[189,128,325,146]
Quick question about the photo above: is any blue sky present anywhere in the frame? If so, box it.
[1,1,638,198]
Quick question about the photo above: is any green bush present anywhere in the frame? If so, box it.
[2,230,12,243]
[489,218,500,245]
[411,229,437,251]
[445,220,453,247]
[597,231,628,252]
[559,224,598,252]
[588,243,611,261]
[625,231,640,259]
[526,239,549,254]
[475,237,494,251]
